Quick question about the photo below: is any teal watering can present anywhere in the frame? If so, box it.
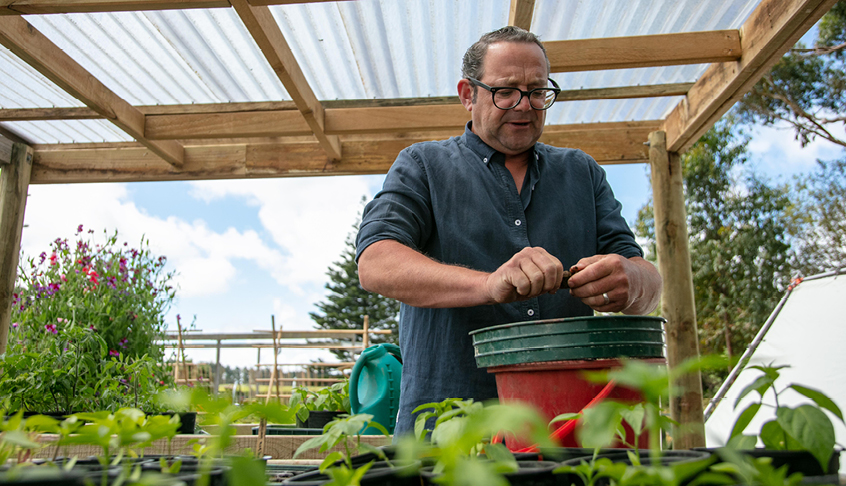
[350,343,402,435]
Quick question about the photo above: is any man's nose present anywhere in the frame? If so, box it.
[513,92,533,111]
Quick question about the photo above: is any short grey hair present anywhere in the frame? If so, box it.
[461,26,550,83]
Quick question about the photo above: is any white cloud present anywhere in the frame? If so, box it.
[747,125,843,178]
[20,183,287,299]
[187,176,378,291]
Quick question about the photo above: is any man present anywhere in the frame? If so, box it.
[355,26,662,437]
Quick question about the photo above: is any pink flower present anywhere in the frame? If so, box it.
[45,323,57,334]
[57,317,65,323]
[119,337,129,348]
[109,350,119,357]
[11,322,18,328]
[89,324,96,331]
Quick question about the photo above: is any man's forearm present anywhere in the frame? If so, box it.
[357,240,491,308]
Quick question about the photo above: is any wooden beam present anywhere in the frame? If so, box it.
[0,16,184,167]
[0,124,28,144]
[663,0,837,153]
[0,133,12,164]
[0,0,346,15]
[508,0,535,30]
[29,121,659,183]
[545,30,741,72]
[556,83,694,101]
[325,104,469,135]
[0,84,688,140]
[145,110,312,140]
[648,130,704,449]
[0,142,33,355]
[232,0,342,161]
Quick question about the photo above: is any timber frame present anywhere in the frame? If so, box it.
[0,0,838,449]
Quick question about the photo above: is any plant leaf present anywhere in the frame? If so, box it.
[776,405,836,470]
[730,402,761,438]
[734,375,773,409]
[726,434,758,450]
[619,404,645,439]
[790,384,844,423]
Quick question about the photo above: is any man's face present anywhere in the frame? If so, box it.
[459,41,549,155]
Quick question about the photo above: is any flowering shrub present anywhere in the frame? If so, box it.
[9,225,175,361]
[0,226,178,413]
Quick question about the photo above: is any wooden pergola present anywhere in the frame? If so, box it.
[0,0,836,448]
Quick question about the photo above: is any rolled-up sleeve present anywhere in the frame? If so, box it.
[355,146,434,262]
[589,156,643,259]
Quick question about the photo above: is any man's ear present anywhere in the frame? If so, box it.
[458,78,474,112]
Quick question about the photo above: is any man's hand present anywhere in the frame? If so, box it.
[566,254,662,314]
[484,247,564,304]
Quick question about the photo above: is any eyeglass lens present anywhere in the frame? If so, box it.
[494,88,557,110]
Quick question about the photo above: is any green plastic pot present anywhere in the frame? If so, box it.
[470,315,665,368]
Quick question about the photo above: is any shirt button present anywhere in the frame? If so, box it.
[483,157,488,163]
[527,309,535,316]
[515,220,522,226]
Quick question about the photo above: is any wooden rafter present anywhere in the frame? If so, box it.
[0,134,12,164]
[508,0,535,31]
[0,0,347,15]
[545,30,741,72]
[28,120,660,184]
[0,15,184,167]
[231,0,342,161]
[663,0,838,153]
[0,83,693,138]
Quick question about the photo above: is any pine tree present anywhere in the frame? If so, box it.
[309,215,400,362]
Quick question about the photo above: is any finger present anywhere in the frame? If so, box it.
[528,249,564,295]
[518,259,546,297]
[569,257,613,289]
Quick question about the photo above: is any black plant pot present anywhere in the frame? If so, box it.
[420,461,560,486]
[702,447,841,479]
[282,460,420,486]
[296,411,346,430]
[556,449,715,486]
[160,411,197,434]
[0,468,86,486]
[140,462,230,486]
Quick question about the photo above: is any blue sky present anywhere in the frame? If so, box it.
[17,122,842,368]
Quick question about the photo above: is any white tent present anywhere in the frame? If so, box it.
[704,270,846,474]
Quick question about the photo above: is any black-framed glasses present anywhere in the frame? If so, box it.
[467,77,561,110]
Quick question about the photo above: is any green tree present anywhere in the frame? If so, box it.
[737,1,846,148]
[309,217,400,362]
[789,157,846,275]
[636,120,795,395]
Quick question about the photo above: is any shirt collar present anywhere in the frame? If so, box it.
[461,122,540,166]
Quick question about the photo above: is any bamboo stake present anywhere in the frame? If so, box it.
[176,318,188,386]
[362,315,370,350]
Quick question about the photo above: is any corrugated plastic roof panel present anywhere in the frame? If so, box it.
[1,0,762,144]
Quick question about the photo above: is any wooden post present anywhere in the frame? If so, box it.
[214,339,222,395]
[649,130,705,449]
[362,315,370,350]
[0,141,32,356]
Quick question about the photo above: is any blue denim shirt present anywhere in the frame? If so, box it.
[355,123,643,437]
